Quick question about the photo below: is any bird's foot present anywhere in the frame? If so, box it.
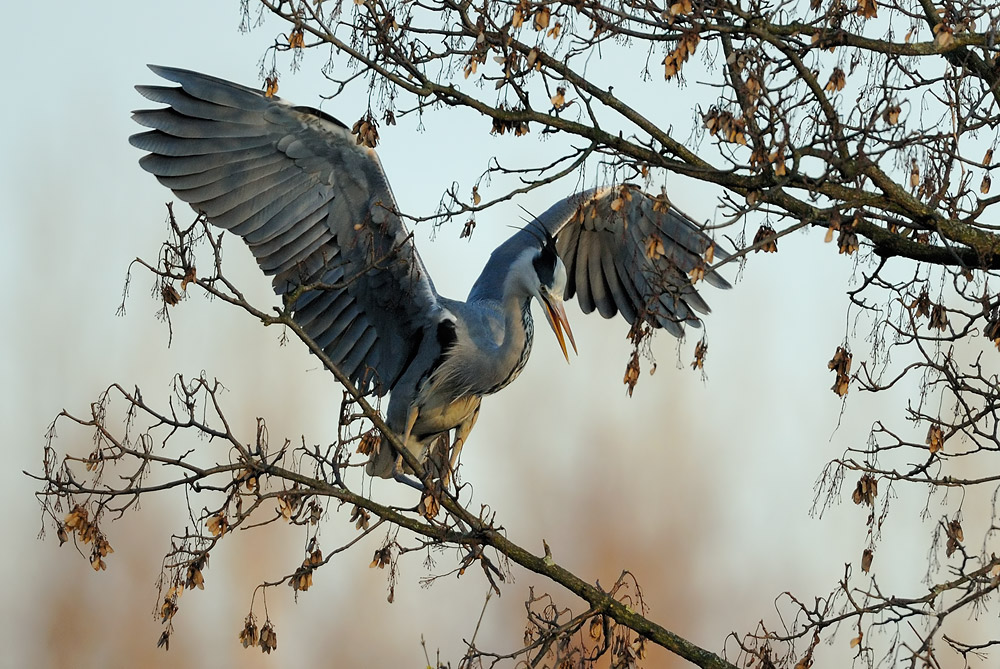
[393,472,425,491]
[391,453,425,490]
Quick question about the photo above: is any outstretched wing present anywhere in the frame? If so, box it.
[130,65,440,395]
[534,186,730,337]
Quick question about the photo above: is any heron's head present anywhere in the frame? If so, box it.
[529,239,577,363]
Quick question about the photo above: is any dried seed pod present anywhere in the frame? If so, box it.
[926,424,945,453]
[861,548,874,572]
[851,474,877,506]
[828,346,852,396]
[753,224,778,252]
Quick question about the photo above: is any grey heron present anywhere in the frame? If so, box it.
[129,65,730,483]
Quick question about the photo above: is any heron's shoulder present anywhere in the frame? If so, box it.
[440,297,503,323]
[440,298,503,340]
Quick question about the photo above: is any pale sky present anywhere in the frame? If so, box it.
[2,3,938,668]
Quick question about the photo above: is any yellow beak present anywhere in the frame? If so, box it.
[540,294,578,363]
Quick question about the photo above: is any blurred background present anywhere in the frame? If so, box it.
[1,3,948,668]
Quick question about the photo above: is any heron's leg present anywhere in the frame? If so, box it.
[443,399,481,489]
[401,405,420,446]
[392,406,423,490]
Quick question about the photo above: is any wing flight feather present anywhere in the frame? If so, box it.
[130,65,441,395]
[537,186,729,335]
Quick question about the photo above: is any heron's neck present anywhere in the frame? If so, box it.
[487,288,533,393]
[502,292,534,347]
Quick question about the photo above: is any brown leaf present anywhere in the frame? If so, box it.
[770,150,787,176]
[526,47,540,69]
[911,287,931,319]
[350,505,371,531]
[929,304,949,331]
[933,22,954,48]
[550,86,566,109]
[94,535,113,558]
[946,519,964,557]
[533,6,550,30]
[753,224,778,253]
[419,491,440,519]
[64,504,89,532]
[691,339,707,370]
[589,616,603,640]
[357,429,381,455]
[623,351,640,397]
[181,266,197,291]
[851,474,877,506]
[688,261,706,283]
[882,104,901,125]
[161,597,178,624]
[264,76,278,98]
[239,616,259,648]
[981,174,991,194]
[464,57,479,79]
[662,29,701,80]
[185,554,208,590]
[703,108,721,135]
[825,210,841,243]
[370,546,391,569]
[669,0,692,16]
[644,235,665,259]
[161,284,181,306]
[259,622,277,654]
[837,229,859,255]
[206,513,229,537]
[289,549,324,591]
[828,346,852,397]
[461,218,476,239]
[861,548,874,573]
[351,115,380,148]
[278,493,299,521]
[856,0,877,19]
[926,423,944,453]
[824,67,846,92]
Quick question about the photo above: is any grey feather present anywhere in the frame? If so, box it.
[130,65,440,398]
[536,186,730,335]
